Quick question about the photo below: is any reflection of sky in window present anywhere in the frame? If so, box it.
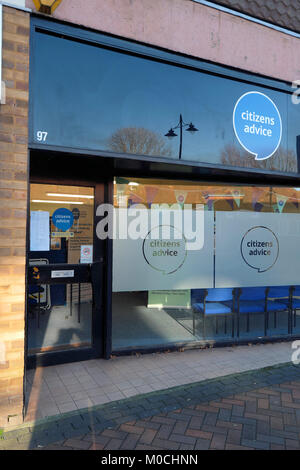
[287,98,300,154]
[33,32,297,169]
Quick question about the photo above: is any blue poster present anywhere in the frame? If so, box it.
[52,208,74,232]
[233,91,282,160]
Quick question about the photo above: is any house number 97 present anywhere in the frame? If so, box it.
[36,131,48,142]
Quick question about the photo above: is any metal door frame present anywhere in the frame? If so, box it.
[26,178,109,368]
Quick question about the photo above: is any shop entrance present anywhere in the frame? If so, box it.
[26,183,104,367]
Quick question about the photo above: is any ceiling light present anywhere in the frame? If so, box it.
[32,200,84,205]
[46,193,94,199]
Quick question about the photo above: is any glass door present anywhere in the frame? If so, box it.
[27,183,100,361]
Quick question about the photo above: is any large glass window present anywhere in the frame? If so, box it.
[112,177,300,351]
[31,28,299,173]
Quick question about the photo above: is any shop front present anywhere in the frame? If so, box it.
[27,16,300,367]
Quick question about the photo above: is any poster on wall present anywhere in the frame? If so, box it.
[215,211,300,287]
[30,211,50,251]
[148,290,191,309]
[51,207,75,238]
[67,206,94,302]
[112,208,214,292]
[68,206,93,264]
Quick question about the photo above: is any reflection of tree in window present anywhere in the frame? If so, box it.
[221,144,297,172]
[108,127,172,157]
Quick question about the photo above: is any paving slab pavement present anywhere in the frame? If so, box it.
[1,361,300,450]
[24,341,294,422]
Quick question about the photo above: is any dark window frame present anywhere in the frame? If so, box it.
[26,174,111,369]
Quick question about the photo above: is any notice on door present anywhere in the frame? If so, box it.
[30,211,50,252]
[80,245,93,264]
[51,270,74,279]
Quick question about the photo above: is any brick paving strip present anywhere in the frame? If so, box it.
[0,362,300,450]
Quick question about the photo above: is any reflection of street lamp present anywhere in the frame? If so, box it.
[165,114,198,160]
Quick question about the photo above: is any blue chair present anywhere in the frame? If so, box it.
[192,288,235,339]
[267,286,292,333]
[236,287,287,337]
[270,286,299,333]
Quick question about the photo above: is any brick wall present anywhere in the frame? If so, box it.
[0,6,29,428]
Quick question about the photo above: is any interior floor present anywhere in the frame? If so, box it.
[28,291,300,353]
[27,301,92,353]
[112,292,196,350]
[112,292,300,350]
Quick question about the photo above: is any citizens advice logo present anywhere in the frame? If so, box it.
[233,91,282,161]
[142,225,188,275]
[240,226,279,273]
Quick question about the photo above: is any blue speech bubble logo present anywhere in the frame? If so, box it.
[233,91,282,160]
[52,208,74,232]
